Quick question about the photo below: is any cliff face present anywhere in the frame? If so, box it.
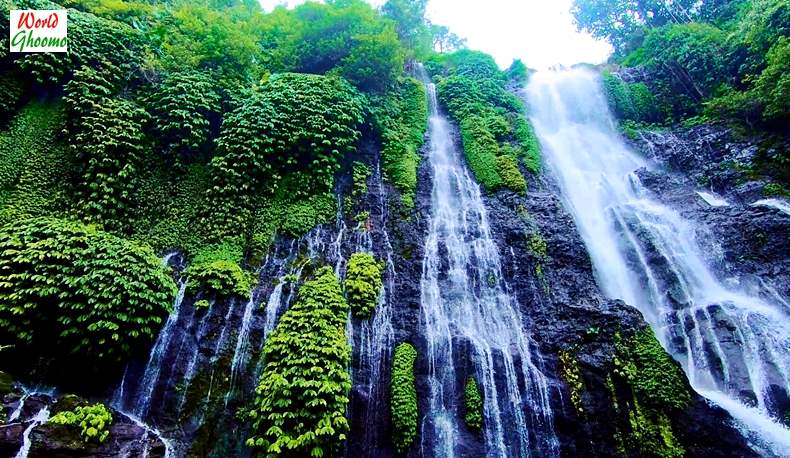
[1,101,782,458]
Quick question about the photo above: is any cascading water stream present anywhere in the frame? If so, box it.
[129,280,188,418]
[526,68,790,456]
[13,405,49,458]
[418,74,558,458]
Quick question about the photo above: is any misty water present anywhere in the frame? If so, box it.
[526,68,790,456]
[418,74,558,458]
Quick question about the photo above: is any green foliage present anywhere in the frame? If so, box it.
[0,102,69,225]
[186,243,254,300]
[430,24,466,54]
[50,403,113,444]
[610,328,690,457]
[495,155,527,194]
[344,252,383,318]
[601,72,662,123]
[506,59,529,83]
[762,182,790,197]
[204,73,364,242]
[605,0,789,128]
[145,70,222,165]
[0,74,23,121]
[433,50,539,193]
[370,78,428,208]
[464,377,483,431]
[63,65,148,232]
[571,0,697,56]
[279,0,405,92]
[352,161,372,198]
[0,218,176,363]
[750,36,790,123]
[391,342,418,455]
[247,267,351,457]
[614,328,691,411]
[559,350,585,415]
[383,0,431,58]
[459,115,503,191]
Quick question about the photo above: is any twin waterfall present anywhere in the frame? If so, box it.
[527,68,790,456]
[99,68,789,457]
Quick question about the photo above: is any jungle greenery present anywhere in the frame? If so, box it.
[391,342,418,455]
[0,218,176,366]
[50,403,114,444]
[574,0,790,129]
[247,267,351,457]
[344,252,384,318]
[463,377,484,431]
[427,50,541,193]
[610,327,691,458]
[0,0,443,272]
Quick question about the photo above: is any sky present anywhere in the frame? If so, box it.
[258,0,612,69]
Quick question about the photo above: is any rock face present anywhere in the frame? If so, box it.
[0,121,778,456]
[629,126,790,303]
[0,388,165,458]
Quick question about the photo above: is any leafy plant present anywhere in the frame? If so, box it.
[0,218,176,363]
[433,51,539,193]
[559,350,585,415]
[50,403,113,444]
[391,342,418,454]
[203,73,364,243]
[145,70,222,165]
[186,243,255,299]
[464,377,483,431]
[344,252,383,318]
[370,77,428,208]
[247,266,351,457]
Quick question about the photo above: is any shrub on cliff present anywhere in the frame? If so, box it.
[247,266,351,457]
[391,342,418,454]
[0,217,176,364]
[344,252,383,318]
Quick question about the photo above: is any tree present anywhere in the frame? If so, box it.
[572,0,696,55]
[382,0,431,57]
[431,24,467,53]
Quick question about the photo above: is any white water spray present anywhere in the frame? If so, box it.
[419,75,558,458]
[526,68,790,456]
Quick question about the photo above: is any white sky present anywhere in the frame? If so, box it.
[258,0,611,69]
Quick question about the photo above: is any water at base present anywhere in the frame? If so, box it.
[418,74,558,458]
[526,68,790,456]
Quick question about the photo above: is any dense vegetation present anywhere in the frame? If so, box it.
[50,403,114,444]
[574,0,789,128]
[0,218,176,367]
[344,252,384,318]
[248,267,351,457]
[390,342,418,454]
[463,377,483,431]
[427,50,541,193]
[610,328,691,457]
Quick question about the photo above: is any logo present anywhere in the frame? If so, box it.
[9,10,68,53]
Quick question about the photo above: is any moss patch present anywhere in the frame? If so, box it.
[391,342,418,454]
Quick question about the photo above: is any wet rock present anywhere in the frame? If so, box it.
[28,414,166,458]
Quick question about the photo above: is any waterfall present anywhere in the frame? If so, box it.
[526,68,790,456]
[346,160,396,454]
[130,280,188,418]
[13,405,49,458]
[418,75,558,458]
